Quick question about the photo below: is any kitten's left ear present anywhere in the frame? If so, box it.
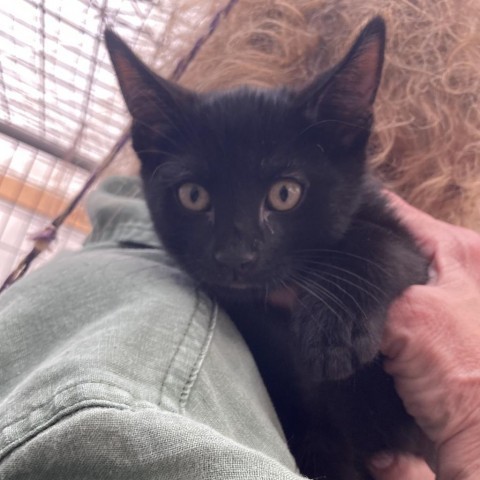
[104,29,194,127]
[301,17,385,151]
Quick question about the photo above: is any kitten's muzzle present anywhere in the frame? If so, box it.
[214,249,258,275]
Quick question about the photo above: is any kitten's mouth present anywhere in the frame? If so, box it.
[205,269,287,296]
[267,285,299,310]
[208,280,265,296]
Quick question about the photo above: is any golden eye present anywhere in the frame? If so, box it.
[178,183,211,211]
[267,179,303,211]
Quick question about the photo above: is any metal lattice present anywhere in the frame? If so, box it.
[0,0,221,282]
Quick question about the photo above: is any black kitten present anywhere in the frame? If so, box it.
[106,18,430,479]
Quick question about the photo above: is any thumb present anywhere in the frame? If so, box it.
[368,453,435,480]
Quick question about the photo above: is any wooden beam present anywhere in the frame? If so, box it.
[0,173,91,234]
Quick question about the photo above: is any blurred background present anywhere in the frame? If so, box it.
[2,0,479,286]
[0,0,220,283]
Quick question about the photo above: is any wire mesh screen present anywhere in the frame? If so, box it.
[0,0,218,283]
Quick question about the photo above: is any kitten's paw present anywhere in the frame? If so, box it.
[318,345,359,380]
[294,306,381,381]
[325,335,380,380]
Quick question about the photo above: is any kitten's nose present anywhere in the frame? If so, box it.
[214,250,258,273]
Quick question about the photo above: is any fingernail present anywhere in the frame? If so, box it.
[370,452,395,469]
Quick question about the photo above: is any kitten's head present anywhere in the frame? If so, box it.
[105,18,385,297]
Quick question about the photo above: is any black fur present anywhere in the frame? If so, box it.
[106,17,430,479]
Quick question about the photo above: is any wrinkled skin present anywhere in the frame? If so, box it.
[368,193,480,480]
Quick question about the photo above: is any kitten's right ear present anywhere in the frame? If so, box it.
[299,17,385,153]
[104,29,194,126]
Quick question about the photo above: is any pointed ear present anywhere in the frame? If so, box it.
[104,29,194,127]
[300,17,385,150]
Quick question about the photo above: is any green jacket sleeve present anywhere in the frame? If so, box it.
[2,408,303,479]
[0,177,303,480]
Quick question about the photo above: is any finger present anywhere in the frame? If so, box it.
[383,191,442,258]
[368,453,435,480]
[384,191,438,228]
[383,191,480,282]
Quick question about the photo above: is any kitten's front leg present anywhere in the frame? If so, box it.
[291,293,386,381]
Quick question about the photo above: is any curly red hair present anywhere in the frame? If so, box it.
[122,0,480,230]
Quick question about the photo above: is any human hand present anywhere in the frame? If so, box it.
[374,193,480,480]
